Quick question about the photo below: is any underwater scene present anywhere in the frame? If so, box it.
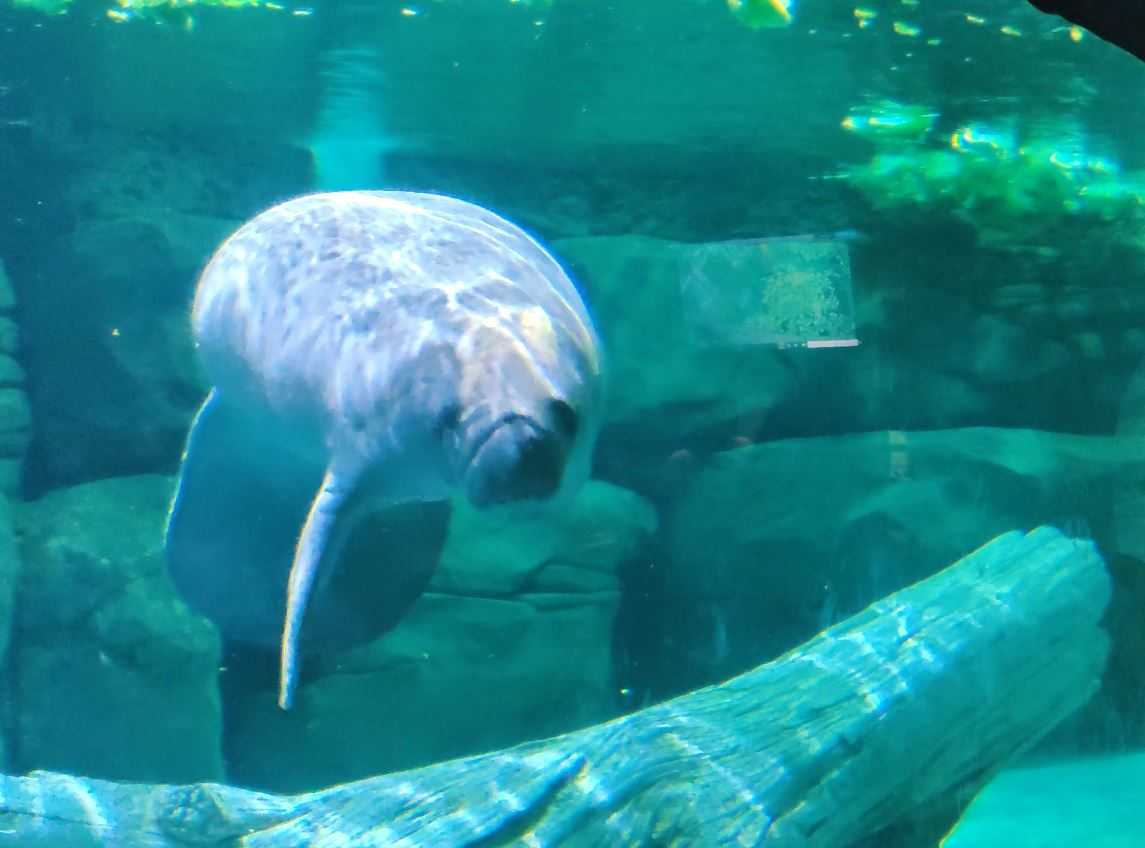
[0,0,1144,844]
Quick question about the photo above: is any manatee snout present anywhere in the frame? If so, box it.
[464,401,578,508]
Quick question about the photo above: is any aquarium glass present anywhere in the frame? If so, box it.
[0,0,1143,844]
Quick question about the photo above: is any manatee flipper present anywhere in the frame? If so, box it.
[279,466,358,710]
[167,392,449,686]
[166,390,326,649]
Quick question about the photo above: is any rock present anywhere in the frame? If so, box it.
[1116,353,1145,561]
[558,235,799,433]
[224,481,658,794]
[390,145,856,244]
[0,388,30,459]
[664,427,1145,688]
[55,124,312,228]
[953,314,1071,386]
[21,214,224,492]
[555,234,799,495]
[0,355,25,387]
[0,460,21,496]
[843,263,1112,433]
[11,124,311,494]
[560,232,1134,504]
[433,482,656,596]
[13,475,223,783]
[68,215,237,297]
[0,317,17,356]
[0,261,27,496]
[0,494,18,771]
[1034,549,1145,758]
[0,259,13,311]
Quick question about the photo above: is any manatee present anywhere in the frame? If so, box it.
[165,191,604,709]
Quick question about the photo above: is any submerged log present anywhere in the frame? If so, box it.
[0,526,1111,847]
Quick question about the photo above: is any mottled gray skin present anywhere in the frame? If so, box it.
[169,191,603,709]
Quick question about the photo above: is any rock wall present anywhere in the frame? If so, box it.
[0,260,28,497]
[14,130,311,494]
[0,494,16,772]
[12,476,223,784]
[0,259,29,772]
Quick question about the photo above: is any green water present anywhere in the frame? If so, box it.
[0,0,1144,844]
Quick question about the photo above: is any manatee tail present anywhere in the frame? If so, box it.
[279,468,352,710]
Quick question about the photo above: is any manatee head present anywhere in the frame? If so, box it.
[446,307,602,511]
[460,397,581,508]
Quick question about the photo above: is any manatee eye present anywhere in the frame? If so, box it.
[547,399,578,442]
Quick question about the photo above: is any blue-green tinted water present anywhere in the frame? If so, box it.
[0,0,1144,844]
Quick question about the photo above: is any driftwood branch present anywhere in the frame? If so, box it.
[0,526,1111,847]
